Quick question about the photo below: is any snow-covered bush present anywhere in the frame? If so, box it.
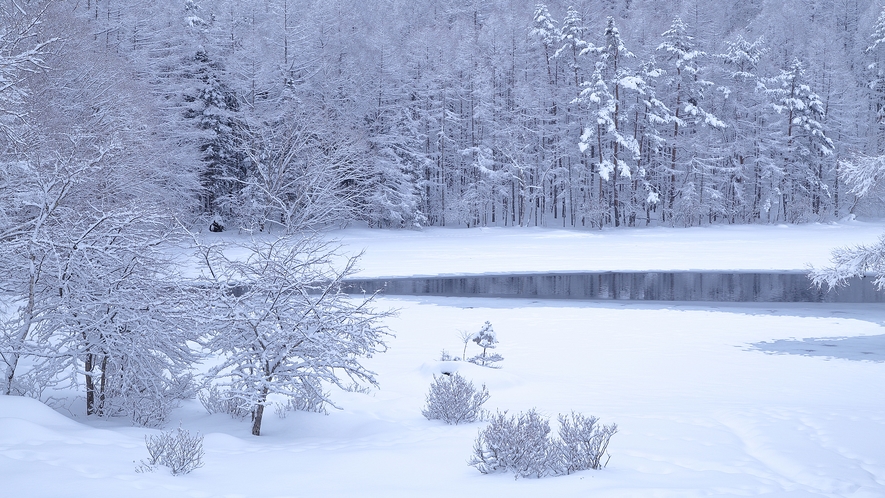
[198,385,252,419]
[105,371,197,428]
[138,427,204,476]
[555,411,618,473]
[275,376,329,416]
[422,373,490,425]
[466,321,503,368]
[469,409,557,478]
[470,409,617,478]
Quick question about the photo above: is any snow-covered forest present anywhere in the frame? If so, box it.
[4,0,885,233]
[2,1,885,495]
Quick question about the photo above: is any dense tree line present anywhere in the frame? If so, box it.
[5,0,885,232]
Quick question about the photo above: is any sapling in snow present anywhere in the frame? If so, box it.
[457,329,474,361]
[467,321,503,368]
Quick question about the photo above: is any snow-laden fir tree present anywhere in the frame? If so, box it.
[468,321,503,368]
[717,35,770,222]
[655,17,725,226]
[763,59,834,222]
[577,17,645,227]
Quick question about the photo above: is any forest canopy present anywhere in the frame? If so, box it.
[2,0,885,232]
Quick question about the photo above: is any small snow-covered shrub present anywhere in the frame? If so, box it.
[199,385,251,419]
[556,411,618,473]
[470,410,617,478]
[274,377,330,417]
[275,393,328,416]
[467,351,504,368]
[467,321,503,368]
[126,374,197,428]
[127,396,173,429]
[469,409,556,478]
[138,427,204,476]
[422,373,490,425]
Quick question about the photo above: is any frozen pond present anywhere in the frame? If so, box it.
[343,271,885,303]
[753,334,885,362]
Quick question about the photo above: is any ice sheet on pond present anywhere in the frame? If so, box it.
[752,334,885,362]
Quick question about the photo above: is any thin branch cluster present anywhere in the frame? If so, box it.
[422,373,490,425]
[138,427,205,476]
[470,409,617,479]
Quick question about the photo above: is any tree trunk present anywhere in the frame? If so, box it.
[251,386,270,436]
[85,353,95,415]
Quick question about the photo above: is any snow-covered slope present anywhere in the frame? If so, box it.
[326,221,885,277]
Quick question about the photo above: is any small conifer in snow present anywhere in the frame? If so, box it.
[467,321,503,368]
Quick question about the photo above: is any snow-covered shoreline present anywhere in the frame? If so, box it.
[322,221,885,278]
[3,224,885,497]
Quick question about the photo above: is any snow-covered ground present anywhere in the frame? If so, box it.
[3,223,885,497]
[325,220,885,277]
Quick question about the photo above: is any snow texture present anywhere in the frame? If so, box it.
[323,220,885,277]
[1,295,883,496]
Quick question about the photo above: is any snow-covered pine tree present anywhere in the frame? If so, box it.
[763,59,835,222]
[577,17,643,227]
[655,17,725,226]
[865,3,885,156]
[468,321,503,368]
[530,4,558,88]
[630,57,672,226]
[554,6,596,227]
[361,46,426,229]
[717,35,770,222]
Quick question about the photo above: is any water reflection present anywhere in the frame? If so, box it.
[343,271,885,303]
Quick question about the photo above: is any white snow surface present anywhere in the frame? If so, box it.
[323,220,885,277]
[2,298,883,497]
[3,223,885,497]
